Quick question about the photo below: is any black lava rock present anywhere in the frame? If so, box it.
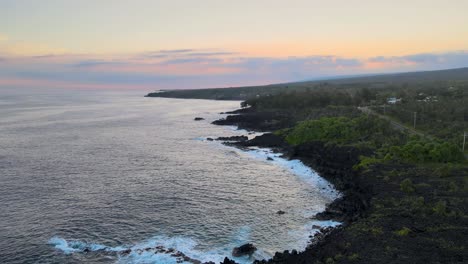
[232,243,257,257]
[216,136,248,142]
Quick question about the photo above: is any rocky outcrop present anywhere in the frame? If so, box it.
[194,117,205,121]
[290,142,373,223]
[234,133,288,149]
[117,245,207,264]
[212,111,294,132]
[232,243,257,257]
[253,227,338,264]
[231,136,372,224]
[216,135,248,142]
[212,111,374,263]
[220,257,238,264]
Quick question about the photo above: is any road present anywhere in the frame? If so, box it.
[358,106,427,138]
[358,107,468,160]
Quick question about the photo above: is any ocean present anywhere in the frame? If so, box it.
[0,88,338,264]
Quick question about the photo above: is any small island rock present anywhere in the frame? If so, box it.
[232,243,257,257]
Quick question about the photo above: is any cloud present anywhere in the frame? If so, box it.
[366,51,468,70]
[404,52,468,65]
[368,56,394,63]
[160,57,224,65]
[186,51,237,57]
[140,53,169,59]
[158,49,194,54]
[31,54,62,59]
[137,50,236,60]
[1,49,467,90]
[72,60,125,68]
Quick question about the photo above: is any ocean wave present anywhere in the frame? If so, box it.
[243,147,341,200]
[48,129,341,264]
[49,228,269,264]
[48,236,126,254]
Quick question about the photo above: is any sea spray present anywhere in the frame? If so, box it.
[243,147,341,200]
[49,231,270,264]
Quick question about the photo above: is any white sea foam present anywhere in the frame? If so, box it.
[287,219,341,251]
[206,132,343,254]
[240,145,342,251]
[48,236,126,254]
[200,127,340,200]
[49,117,342,263]
[49,227,270,264]
[243,147,341,200]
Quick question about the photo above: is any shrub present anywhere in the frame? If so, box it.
[400,178,415,193]
[348,253,360,261]
[284,115,394,146]
[389,139,464,164]
[434,164,453,177]
[433,201,447,216]
[354,156,382,170]
[395,227,411,236]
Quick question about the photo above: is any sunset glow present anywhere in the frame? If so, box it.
[1,0,467,89]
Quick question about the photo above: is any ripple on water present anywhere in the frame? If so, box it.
[0,92,340,263]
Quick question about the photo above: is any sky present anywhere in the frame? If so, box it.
[1,0,468,90]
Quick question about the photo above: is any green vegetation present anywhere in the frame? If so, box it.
[147,67,468,263]
[233,74,466,262]
[433,201,448,216]
[282,116,401,148]
[386,138,465,163]
[400,178,415,193]
[149,67,468,161]
[394,227,411,236]
[284,117,361,145]
[243,89,355,110]
[280,116,464,165]
[146,67,468,101]
[369,84,468,145]
[347,253,360,261]
[149,68,468,154]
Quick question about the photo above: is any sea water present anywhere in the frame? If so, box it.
[0,88,339,264]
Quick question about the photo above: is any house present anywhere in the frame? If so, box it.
[387,97,402,104]
[419,95,438,102]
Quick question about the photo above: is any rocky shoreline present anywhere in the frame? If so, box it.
[211,109,373,264]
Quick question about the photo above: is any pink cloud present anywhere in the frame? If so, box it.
[1,50,467,90]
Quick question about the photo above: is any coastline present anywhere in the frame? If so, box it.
[144,73,468,264]
[211,108,372,264]
[45,99,341,264]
